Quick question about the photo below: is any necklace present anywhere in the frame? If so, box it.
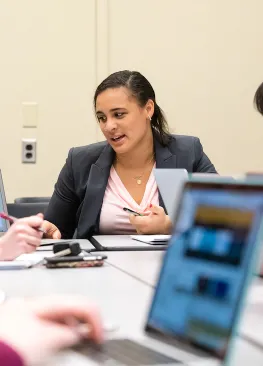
[116,154,155,185]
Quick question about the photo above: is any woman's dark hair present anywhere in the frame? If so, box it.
[94,70,171,146]
[254,82,263,116]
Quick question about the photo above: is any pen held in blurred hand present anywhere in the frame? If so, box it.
[0,212,46,234]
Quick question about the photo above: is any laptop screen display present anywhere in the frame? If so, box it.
[0,172,8,233]
[147,183,263,358]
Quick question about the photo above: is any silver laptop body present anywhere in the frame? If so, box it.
[154,169,188,222]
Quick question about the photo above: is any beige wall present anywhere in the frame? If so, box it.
[0,1,98,201]
[106,0,263,174]
[1,0,263,201]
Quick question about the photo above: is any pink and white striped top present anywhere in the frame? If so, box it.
[99,165,159,234]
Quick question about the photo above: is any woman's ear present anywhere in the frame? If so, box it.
[145,99,154,120]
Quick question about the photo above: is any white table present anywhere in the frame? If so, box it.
[1,241,263,365]
[101,250,164,287]
[0,262,153,333]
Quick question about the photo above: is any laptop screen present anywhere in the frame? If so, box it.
[147,182,263,359]
[0,171,9,233]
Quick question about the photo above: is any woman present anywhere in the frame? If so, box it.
[0,295,102,365]
[0,215,43,260]
[254,82,263,115]
[43,70,217,239]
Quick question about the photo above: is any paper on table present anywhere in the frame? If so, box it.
[15,251,54,265]
[130,235,171,244]
[0,252,54,270]
[37,245,54,251]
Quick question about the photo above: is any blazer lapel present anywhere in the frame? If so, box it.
[77,144,114,238]
[154,138,177,212]
[154,138,176,169]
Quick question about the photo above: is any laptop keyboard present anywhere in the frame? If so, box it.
[84,338,181,365]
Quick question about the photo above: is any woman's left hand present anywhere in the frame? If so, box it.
[129,205,172,235]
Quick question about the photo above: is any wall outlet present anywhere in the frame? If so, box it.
[22,139,36,163]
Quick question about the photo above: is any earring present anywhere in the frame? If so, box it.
[148,115,152,121]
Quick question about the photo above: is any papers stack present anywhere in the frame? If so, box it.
[130,235,171,245]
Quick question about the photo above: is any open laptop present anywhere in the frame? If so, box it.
[154,169,188,222]
[76,180,263,365]
[0,170,10,236]
[154,169,234,222]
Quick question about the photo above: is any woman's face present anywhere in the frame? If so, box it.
[95,87,153,154]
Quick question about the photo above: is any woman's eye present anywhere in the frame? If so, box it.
[115,112,124,118]
[98,116,106,122]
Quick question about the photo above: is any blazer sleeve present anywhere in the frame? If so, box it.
[193,138,217,173]
[44,148,79,238]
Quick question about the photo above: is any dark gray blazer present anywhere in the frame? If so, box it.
[45,135,217,238]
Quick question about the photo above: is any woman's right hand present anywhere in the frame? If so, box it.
[0,216,44,260]
[42,220,61,239]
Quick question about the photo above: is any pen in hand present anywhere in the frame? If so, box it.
[123,207,144,216]
[0,212,46,234]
